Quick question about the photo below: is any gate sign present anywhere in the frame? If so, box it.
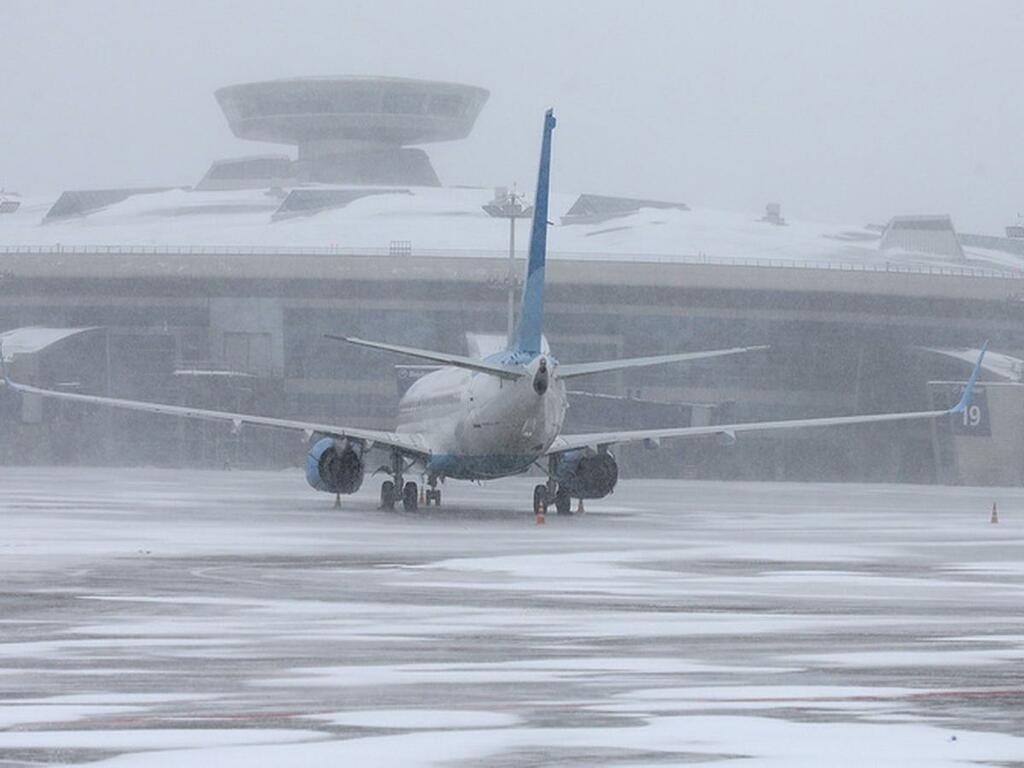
[952,385,989,436]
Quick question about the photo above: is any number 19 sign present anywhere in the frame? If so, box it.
[953,386,989,436]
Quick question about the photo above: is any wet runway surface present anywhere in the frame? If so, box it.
[3,468,1024,766]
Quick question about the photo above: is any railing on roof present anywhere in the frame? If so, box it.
[0,243,1021,280]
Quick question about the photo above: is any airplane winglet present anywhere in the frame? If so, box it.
[950,341,988,414]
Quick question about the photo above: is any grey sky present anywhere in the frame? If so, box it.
[2,0,1021,232]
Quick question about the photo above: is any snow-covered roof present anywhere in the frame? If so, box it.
[1,185,1021,275]
[0,326,98,360]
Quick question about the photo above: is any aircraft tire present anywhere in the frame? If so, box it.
[533,484,548,515]
[403,481,419,512]
[380,480,396,510]
[554,487,572,515]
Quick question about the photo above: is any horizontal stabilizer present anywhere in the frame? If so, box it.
[325,335,524,380]
[557,345,768,380]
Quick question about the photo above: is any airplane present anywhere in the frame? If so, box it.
[1,109,988,516]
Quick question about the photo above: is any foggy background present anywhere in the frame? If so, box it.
[2,0,1021,233]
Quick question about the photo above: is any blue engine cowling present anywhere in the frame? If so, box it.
[553,449,618,499]
[305,437,365,495]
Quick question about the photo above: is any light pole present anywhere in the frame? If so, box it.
[483,187,532,343]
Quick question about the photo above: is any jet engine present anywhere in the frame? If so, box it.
[553,449,618,499]
[305,437,365,494]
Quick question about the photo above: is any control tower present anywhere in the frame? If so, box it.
[213,77,489,187]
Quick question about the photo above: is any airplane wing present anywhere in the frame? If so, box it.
[549,343,987,455]
[557,345,769,380]
[325,335,525,380]
[0,357,429,457]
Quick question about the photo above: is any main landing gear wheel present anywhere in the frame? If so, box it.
[425,488,442,506]
[533,484,549,516]
[403,481,419,512]
[554,487,572,516]
[380,480,396,510]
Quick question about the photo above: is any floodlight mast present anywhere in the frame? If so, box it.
[482,187,533,343]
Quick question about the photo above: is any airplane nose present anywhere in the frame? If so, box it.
[533,357,549,395]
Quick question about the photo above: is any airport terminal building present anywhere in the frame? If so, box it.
[3,77,1024,485]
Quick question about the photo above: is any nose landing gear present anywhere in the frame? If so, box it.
[424,475,442,507]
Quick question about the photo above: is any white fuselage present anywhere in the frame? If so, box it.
[396,354,567,479]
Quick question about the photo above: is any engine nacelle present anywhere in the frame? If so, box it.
[553,449,619,499]
[305,437,365,495]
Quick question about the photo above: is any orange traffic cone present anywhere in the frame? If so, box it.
[535,509,546,525]
[991,502,999,524]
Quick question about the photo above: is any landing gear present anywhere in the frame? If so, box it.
[537,455,573,517]
[418,475,441,507]
[380,480,396,510]
[533,484,549,516]
[382,451,409,512]
[403,481,419,512]
[554,487,572,516]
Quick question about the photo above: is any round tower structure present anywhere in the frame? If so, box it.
[214,77,489,186]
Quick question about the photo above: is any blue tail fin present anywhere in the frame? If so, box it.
[512,109,556,355]
[951,340,988,414]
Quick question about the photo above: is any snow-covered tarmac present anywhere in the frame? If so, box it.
[2,468,1024,766]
